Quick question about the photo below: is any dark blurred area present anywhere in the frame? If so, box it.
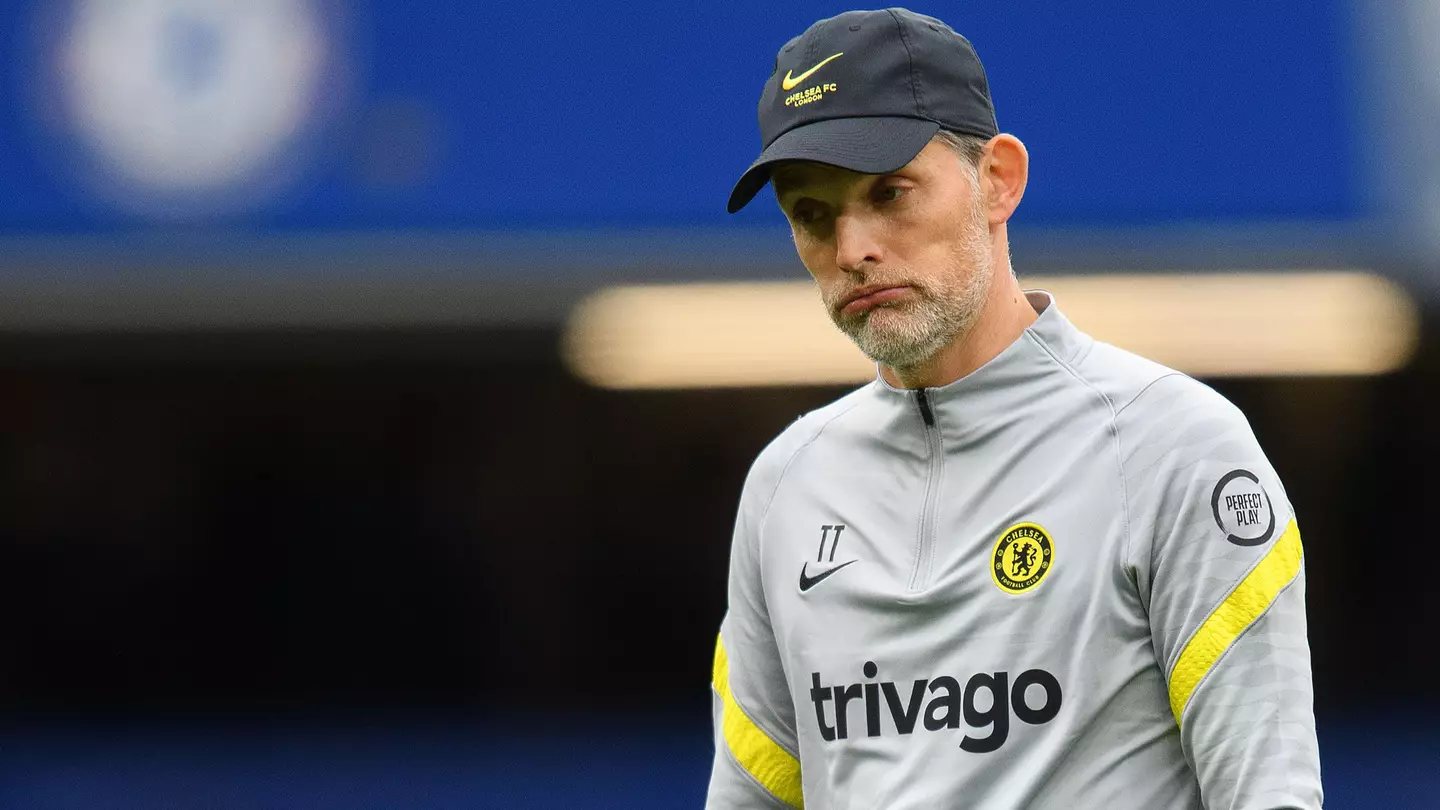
[3,0,1440,807]
[0,325,1437,718]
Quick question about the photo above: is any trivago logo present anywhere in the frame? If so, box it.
[809,662,1062,753]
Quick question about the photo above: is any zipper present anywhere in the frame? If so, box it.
[908,389,944,592]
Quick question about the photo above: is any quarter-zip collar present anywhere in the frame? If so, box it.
[873,291,1094,436]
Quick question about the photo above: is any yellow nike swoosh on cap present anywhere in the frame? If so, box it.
[781,52,844,91]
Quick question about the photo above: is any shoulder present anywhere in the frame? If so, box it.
[1066,339,1254,440]
[741,382,876,503]
[1072,345,1285,532]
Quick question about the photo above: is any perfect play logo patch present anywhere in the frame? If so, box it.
[1211,469,1275,547]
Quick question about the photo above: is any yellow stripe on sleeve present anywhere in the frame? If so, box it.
[712,634,804,808]
[1168,519,1304,726]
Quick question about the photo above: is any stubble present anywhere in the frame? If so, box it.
[827,196,994,372]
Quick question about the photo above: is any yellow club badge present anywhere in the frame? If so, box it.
[991,523,1054,595]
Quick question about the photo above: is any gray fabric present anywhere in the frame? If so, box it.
[707,291,1322,809]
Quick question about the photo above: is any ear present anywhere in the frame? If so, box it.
[980,134,1028,226]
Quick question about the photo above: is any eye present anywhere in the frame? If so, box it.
[790,200,826,225]
[875,183,909,203]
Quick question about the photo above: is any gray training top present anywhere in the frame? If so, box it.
[706,291,1322,809]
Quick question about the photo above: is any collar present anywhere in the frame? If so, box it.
[872,290,1094,428]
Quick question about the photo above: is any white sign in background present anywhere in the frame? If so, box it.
[39,0,349,217]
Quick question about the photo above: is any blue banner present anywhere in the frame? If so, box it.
[0,718,1433,808]
[0,0,1360,234]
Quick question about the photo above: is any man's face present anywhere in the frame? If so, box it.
[772,139,994,370]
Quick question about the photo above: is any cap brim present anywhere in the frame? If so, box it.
[726,117,942,213]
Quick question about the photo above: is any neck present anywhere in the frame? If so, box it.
[879,249,1037,390]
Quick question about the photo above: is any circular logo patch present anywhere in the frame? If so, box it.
[1211,469,1275,546]
[991,523,1054,594]
[29,0,352,218]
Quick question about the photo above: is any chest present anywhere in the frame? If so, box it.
[759,419,1131,667]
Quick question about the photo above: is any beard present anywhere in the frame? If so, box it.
[826,198,994,372]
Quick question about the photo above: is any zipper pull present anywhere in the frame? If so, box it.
[916,389,935,427]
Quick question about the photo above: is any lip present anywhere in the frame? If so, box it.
[839,284,911,316]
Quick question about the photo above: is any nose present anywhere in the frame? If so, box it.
[832,211,884,274]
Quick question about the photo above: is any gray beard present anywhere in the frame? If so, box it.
[829,216,994,374]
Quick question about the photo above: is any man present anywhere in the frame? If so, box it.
[707,8,1322,809]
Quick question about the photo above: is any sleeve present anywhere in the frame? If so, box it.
[1119,374,1323,810]
[706,450,805,810]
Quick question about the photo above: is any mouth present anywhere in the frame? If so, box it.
[838,284,912,317]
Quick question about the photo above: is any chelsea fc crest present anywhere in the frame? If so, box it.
[991,523,1054,595]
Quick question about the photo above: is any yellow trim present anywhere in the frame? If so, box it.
[1168,519,1304,725]
[712,634,804,808]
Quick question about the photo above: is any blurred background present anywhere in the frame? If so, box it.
[0,0,1437,807]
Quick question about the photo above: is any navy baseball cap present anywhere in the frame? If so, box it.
[727,8,999,213]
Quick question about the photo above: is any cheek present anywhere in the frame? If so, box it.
[794,250,845,306]
[915,206,984,265]
[793,237,835,281]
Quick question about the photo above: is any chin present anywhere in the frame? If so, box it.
[853,330,935,366]
[857,305,921,335]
